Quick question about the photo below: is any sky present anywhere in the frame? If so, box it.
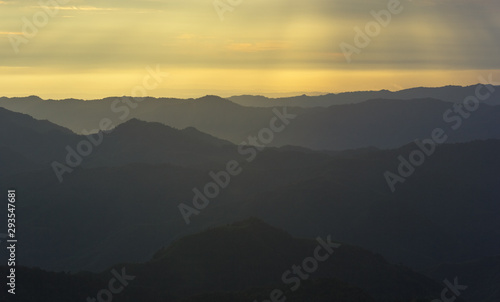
[0,0,499,99]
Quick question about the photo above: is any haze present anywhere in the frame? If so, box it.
[1,0,499,99]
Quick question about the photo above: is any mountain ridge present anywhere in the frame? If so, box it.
[2,95,500,150]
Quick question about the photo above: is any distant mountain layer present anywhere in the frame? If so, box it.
[228,85,500,107]
[0,219,445,302]
[0,107,237,178]
[1,94,500,150]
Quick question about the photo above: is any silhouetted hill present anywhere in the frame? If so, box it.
[0,106,73,134]
[0,108,77,177]
[132,218,441,301]
[1,95,499,150]
[84,118,236,168]
[0,219,445,302]
[0,108,238,177]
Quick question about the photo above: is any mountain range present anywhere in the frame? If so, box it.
[1,87,500,150]
[228,84,500,107]
[0,106,499,302]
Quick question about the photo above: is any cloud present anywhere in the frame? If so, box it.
[0,0,499,98]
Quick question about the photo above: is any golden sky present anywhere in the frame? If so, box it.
[0,0,499,99]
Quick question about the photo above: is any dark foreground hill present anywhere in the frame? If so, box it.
[0,219,445,302]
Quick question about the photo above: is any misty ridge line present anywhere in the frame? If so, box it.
[0,77,496,184]
[2,83,500,106]
[51,64,168,182]
[384,73,500,192]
